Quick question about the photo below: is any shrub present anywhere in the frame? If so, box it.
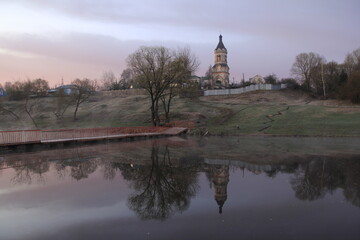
[342,72,360,103]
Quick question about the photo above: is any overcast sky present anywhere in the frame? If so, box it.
[0,0,359,87]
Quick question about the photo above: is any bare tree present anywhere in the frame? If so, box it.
[101,69,134,90]
[53,90,74,125]
[4,81,24,100]
[23,79,49,127]
[0,84,19,120]
[120,68,134,89]
[160,48,199,123]
[205,65,212,79]
[0,103,20,120]
[127,46,199,126]
[31,78,49,97]
[71,78,96,121]
[127,46,173,126]
[24,97,38,127]
[3,79,49,127]
[101,70,120,90]
[343,48,360,75]
[291,52,324,91]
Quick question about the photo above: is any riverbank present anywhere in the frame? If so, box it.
[1,89,359,137]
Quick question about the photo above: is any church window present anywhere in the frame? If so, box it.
[217,55,221,62]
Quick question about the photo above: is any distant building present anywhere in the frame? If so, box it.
[188,75,201,84]
[48,85,79,95]
[188,76,211,90]
[250,75,265,84]
[211,35,230,89]
[0,88,6,96]
[200,77,211,89]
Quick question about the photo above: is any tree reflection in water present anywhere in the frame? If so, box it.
[1,144,359,221]
[289,158,360,207]
[117,143,199,220]
[10,159,50,184]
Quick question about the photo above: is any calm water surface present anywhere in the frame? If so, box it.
[0,137,359,240]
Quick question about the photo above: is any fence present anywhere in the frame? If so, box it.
[0,130,42,146]
[204,84,287,96]
[100,89,147,97]
[0,127,168,146]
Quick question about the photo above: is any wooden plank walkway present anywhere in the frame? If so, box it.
[162,127,188,135]
[0,127,188,147]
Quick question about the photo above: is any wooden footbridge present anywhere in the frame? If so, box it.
[0,127,188,147]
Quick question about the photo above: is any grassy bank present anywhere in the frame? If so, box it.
[1,90,359,136]
[206,104,360,136]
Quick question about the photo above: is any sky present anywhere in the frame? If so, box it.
[0,0,359,87]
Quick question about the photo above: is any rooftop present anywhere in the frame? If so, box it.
[215,35,226,50]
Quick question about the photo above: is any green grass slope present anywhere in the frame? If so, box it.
[1,89,359,136]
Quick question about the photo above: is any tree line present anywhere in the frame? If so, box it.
[1,78,97,126]
[1,46,359,128]
[291,48,360,102]
[1,46,198,127]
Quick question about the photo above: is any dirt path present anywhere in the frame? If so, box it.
[258,106,290,132]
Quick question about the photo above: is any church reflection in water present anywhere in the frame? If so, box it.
[1,139,359,220]
[207,165,229,214]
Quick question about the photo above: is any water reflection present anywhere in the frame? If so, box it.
[10,158,50,184]
[206,165,229,214]
[117,144,199,220]
[0,137,359,222]
[291,159,360,207]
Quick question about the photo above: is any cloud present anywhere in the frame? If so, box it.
[7,0,359,40]
[0,0,359,84]
[0,33,130,65]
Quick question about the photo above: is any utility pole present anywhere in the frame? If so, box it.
[321,63,326,99]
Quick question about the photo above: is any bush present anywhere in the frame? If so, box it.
[5,81,27,100]
[342,72,360,103]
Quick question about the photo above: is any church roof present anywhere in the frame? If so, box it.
[216,198,226,214]
[213,63,229,68]
[215,35,226,50]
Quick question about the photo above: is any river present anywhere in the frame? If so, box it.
[0,136,359,240]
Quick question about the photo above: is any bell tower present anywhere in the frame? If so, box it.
[211,35,230,88]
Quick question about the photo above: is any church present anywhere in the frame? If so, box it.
[192,35,230,89]
[211,35,230,89]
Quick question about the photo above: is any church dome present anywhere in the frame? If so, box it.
[215,35,227,51]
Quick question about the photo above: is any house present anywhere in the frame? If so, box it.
[48,85,79,95]
[250,75,265,84]
[0,88,6,97]
[187,76,212,90]
[189,75,201,83]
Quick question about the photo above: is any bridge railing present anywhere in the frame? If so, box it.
[0,130,42,145]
